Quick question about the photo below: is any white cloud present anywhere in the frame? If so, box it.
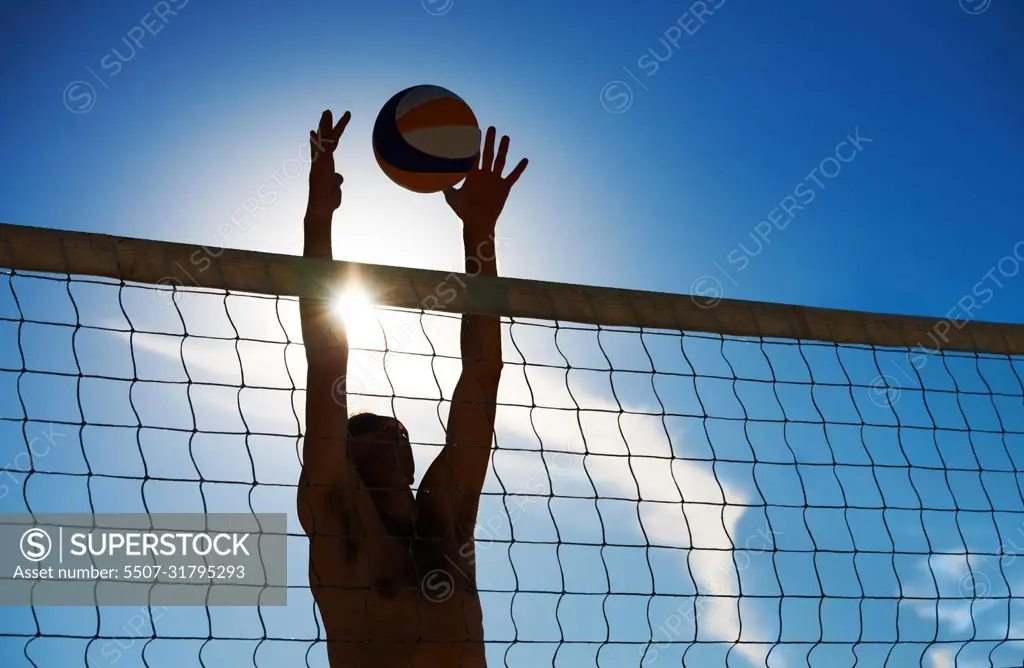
[927,647,952,668]
[904,553,1010,649]
[488,386,780,666]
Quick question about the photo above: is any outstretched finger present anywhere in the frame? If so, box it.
[480,127,496,171]
[333,110,352,139]
[319,110,334,137]
[504,158,528,187]
[493,135,510,175]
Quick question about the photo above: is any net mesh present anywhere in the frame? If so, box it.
[1,262,1024,668]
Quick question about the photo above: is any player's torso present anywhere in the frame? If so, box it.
[309,530,486,668]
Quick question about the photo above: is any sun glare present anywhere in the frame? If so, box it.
[331,284,379,343]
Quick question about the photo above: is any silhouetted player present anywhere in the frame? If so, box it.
[297,110,527,667]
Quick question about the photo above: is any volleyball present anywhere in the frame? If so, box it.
[372,85,481,193]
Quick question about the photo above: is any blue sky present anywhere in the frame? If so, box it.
[1,0,1023,666]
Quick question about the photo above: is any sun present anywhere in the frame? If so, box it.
[330,284,379,344]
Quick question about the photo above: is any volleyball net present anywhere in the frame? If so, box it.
[1,222,1024,667]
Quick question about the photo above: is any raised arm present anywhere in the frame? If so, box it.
[297,110,381,541]
[419,128,528,547]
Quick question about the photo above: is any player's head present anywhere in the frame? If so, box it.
[347,412,415,490]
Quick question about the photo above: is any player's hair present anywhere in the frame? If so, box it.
[347,412,389,438]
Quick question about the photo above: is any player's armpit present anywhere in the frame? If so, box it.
[418,362,501,543]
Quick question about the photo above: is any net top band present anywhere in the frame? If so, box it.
[2,222,1022,356]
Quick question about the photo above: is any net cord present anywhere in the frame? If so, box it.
[2,222,1022,355]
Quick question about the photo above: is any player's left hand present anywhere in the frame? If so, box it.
[307,109,351,218]
[444,127,527,229]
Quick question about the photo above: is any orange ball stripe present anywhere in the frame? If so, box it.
[395,97,479,134]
